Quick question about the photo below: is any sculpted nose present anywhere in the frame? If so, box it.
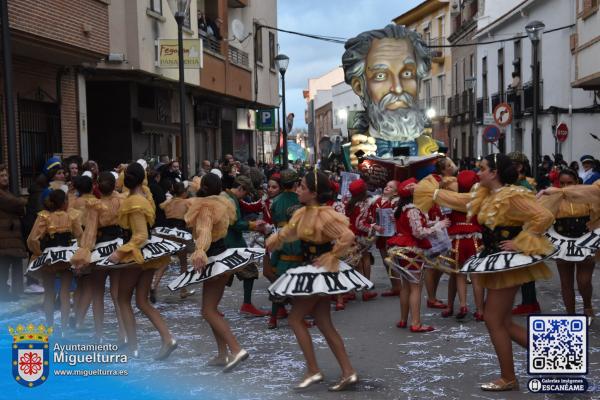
[390,75,403,94]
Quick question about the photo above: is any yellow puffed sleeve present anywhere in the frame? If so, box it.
[560,181,600,204]
[414,175,471,213]
[113,195,155,264]
[316,208,355,272]
[27,211,49,257]
[70,200,105,267]
[504,193,555,256]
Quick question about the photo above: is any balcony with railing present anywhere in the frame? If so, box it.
[449,0,478,41]
[419,95,446,118]
[228,45,249,68]
[201,33,222,55]
[522,81,544,112]
[428,37,446,63]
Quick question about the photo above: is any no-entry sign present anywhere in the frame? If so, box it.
[556,122,569,143]
[483,125,501,143]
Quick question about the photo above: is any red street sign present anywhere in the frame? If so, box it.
[493,102,513,127]
[556,122,569,143]
[483,125,501,143]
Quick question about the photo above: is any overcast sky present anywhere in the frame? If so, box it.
[276,0,423,130]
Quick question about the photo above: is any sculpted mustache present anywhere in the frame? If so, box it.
[379,92,415,108]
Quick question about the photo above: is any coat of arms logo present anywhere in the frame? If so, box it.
[9,323,53,387]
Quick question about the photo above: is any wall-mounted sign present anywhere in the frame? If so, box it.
[236,108,256,130]
[157,39,202,69]
[257,109,275,131]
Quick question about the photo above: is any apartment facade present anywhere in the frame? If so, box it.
[86,0,279,173]
[474,0,600,163]
[0,0,109,187]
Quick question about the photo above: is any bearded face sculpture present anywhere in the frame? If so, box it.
[342,25,434,160]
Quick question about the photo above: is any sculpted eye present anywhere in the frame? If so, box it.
[402,70,414,78]
[374,72,387,81]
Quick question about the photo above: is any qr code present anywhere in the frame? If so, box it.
[528,316,587,374]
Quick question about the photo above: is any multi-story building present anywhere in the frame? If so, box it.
[571,0,600,90]
[0,0,110,187]
[303,67,344,159]
[331,81,363,139]
[393,0,453,148]
[446,0,480,161]
[87,0,278,173]
[474,0,600,164]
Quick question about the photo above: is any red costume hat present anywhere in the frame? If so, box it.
[269,173,281,183]
[349,179,367,196]
[457,170,479,193]
[397,177,417,198]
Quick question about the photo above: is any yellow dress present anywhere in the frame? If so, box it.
[184,195,236,267]
[414,178,555,289]
[161,197,189,220]
[266,206,355,272]
[112,194,166,270]
[70,192,123,267]
[554,181,600,230]
[27,209,83,272]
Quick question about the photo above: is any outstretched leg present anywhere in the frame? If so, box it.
[288,296,321,375]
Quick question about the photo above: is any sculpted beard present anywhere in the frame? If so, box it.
[364,90,427,142]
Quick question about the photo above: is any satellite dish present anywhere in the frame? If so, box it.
[231,19,246,41]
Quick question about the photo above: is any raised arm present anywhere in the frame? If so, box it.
[505,194,555,256]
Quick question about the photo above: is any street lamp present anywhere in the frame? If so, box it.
[526,20,545,178]
[167,0,191,179]
[465,76,476,158]
[275,53,290,169]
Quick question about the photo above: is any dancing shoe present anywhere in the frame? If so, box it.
[267,316,278,329]
[276,307,288,319]
[154,338,178,361]
[511,302,541,315]
[410,324,435,333]
[335,301,345,311]
[473,312,484,322]
[207,354,230,366]
[381,289,400,297]
[294,371,324,391]
[427,299,447,309]
[362,291,378,302]
[396,320,407,329]
[149,288,157,304]
[179,287,195,299]
[584,308,595,326]
[328,373,358,391]
[480,378,519,391]
[222,349,249,372]
[240,303,269,317]
[456,306,469,320]
[441,308,454,318]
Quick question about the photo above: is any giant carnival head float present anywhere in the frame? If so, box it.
[343,24,438,161]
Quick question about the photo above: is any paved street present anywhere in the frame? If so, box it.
[2,252,599,399]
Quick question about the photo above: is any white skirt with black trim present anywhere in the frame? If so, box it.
[575,228,600,251]
[95,236,185,269]
[27,242,79,272]
[167,248,265,290]
[460,247,558,274]
[545,227,595,262]
[267,261,373,297]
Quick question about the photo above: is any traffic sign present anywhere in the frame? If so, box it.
[555,122,569,143]
[483,113,494,125]
[483,125,501,143]
[257,109,275,131]
[493,102,513,127]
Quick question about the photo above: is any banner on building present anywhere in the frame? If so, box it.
[257,109,275,131]
[236,108,256,130]
[157,39,203,69]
